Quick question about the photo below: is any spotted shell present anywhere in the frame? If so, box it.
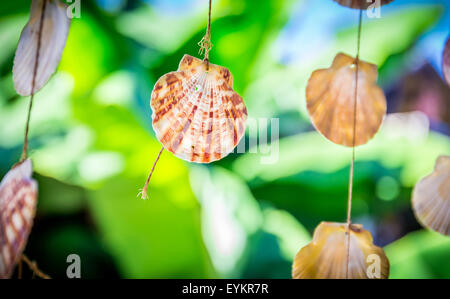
[292,222,389,279]
[306,53,386,147]
[443,37,450,86]
[333,0,394,9]
[0,159,38,279]
[412,156,450,236]
[151,54,247,163]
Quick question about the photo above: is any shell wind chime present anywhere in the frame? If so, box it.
[293,1,393,279]
[0,0,70,279]
[140,0,247,199]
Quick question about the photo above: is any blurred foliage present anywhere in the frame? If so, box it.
[0,0,449,278]
[386,230,450,279]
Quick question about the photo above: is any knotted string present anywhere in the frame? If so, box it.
[198,0,213,69]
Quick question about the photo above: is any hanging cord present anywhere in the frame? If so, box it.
[21,254,51,279]
[346,8,363,279]
[139,0,212,199]
[140,0,212,199]
[20,0,47,163]
[198,0,213,69]
[139,145,164,200]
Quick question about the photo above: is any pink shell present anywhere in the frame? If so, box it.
[0,159,38,279]
[443,37,450,86]
[151,55,247,163]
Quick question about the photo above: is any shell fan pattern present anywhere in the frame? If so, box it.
[0,159,38,279]
[333,0,395,9]
[13,0,71,96]
[151,54,247,163]
[292,222,390,279]
[412,156,450,236]
[306,53,386,147]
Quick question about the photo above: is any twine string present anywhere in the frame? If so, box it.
[346,8,363,279]
[20,0,47,162]
[21,254,51,279]
[140,145,164,200]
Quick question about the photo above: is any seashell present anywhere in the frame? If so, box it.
[151,54,247,163]
[292,222,389,279]
[443,37,450,86]
[13,0,71,96]
[412,156,450,236]
[333,0,394,9]
[306,53,386,147]
[0,159,38,279]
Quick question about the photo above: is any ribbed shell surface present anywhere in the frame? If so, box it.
[306,53,386,147]
[151,55,247,163]
[292,222,389,279]
[0,159,37,278]
[412,156,450,236]
[13,0,70,96]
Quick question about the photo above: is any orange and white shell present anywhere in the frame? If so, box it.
[292,222,389,279]
[412,156,450,236]
[0,159,38,278]
[306,53,386,147]
[443,37,450,86]
[151,54,247,163]
[333,0,394,9]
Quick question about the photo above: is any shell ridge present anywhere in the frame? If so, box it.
[151,56,247,163]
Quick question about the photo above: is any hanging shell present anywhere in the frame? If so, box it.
[443,37,450,86]
[151,54,247,163]
[412,156,450,236]
[0,159,38,279]
[13,0,71,96]
[306,53,386,147]
[333,0,394,9]
[292,222,389,279]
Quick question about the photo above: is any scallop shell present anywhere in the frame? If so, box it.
[151,54,247,163]
[412,156,450,236]
[13,0,71,96]
[306,53,386,147]
[292,222,389,279]
[0,159,38,279]
[333,0,394,9]
[443,37,450,86]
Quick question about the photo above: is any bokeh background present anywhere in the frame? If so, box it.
[0,0,449,278]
